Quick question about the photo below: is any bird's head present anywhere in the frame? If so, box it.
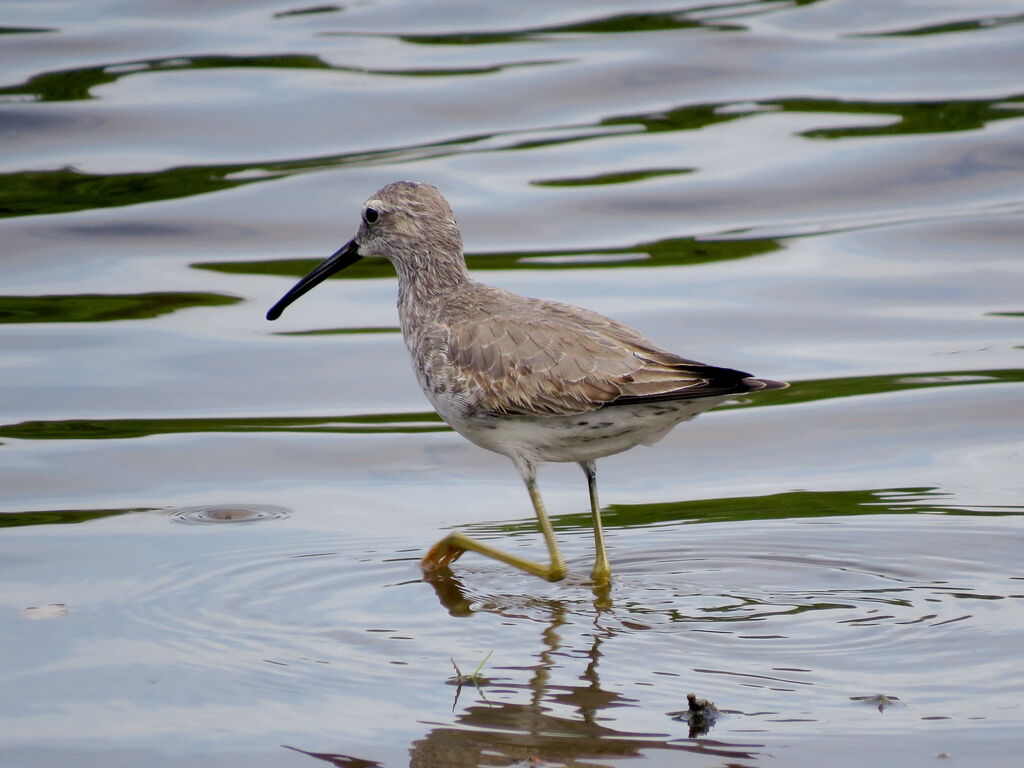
[266,181,463,321]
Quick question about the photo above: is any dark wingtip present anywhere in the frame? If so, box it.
[743,377,788,391]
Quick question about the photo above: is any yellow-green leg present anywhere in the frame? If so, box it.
[581,460,611,584]
[421,460,567,582]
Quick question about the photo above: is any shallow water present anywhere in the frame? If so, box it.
[2,1,1023,766]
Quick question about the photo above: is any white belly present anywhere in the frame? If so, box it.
[440,398,729,464]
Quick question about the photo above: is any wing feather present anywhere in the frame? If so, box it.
[442,286,764,416]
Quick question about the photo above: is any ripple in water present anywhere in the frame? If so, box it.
[165,504,291,525]
[96,523,422,699]
[424,514,1024,717]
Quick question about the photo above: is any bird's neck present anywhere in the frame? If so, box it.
[395,250,471,313]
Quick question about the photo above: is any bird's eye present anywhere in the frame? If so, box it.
[363,207,379,224]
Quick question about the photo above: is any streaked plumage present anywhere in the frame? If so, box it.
[267,181,785,584]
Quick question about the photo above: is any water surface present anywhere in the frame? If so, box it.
[1,1,1023,766]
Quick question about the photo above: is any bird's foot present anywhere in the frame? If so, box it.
[421,533,466,572]
[420,531,567,582]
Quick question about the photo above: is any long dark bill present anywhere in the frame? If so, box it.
[266,239,362,321]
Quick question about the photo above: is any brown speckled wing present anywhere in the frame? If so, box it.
[444,289,761,416]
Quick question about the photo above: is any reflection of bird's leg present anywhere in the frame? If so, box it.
[422,569,474,617]
[421,457,567,582]
[531,601,567,709]
[580,460,611,584]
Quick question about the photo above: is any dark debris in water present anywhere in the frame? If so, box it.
[668,693,721,737]
[850,694,901,712]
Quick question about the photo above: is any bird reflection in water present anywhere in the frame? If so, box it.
[283,573,763,767]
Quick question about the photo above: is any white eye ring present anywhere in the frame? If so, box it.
[363,207,380,224]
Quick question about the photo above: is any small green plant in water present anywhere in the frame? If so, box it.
[448,650,494,709]
[449,649,493,685]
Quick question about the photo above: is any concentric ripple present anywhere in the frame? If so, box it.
[78,525,431,699]
[165,504,291,524]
